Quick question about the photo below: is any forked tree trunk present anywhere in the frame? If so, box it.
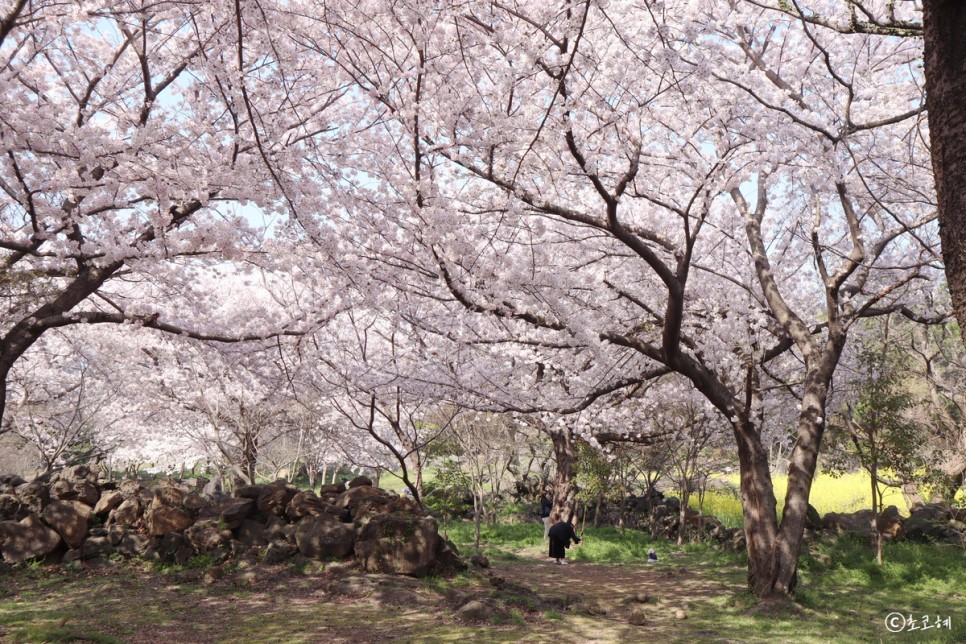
[924,2,966,345]
[736,368,834,597]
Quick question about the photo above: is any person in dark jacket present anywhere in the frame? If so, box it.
[548,521,580,565]
[540,494,553,538]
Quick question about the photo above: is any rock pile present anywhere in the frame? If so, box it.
[821,503,966,544]
[0,469,464,576]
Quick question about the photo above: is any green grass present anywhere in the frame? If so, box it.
[443,515,966,641]
[12,625,123,643]
[443,520,745,567]
[377,469,439,494]
[443,520,544,561]
[1,532,963,643]
[693,487,744,528]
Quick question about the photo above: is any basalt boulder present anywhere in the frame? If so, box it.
[257,482,298,518]
[354,513,440,577]
[347,475,373,489]
[185,519,233,553]
[93,490,124,517]
[285,491,337,521]
[0,514,62,564]
[208,497,255,530]
[295,516,356,560]
[43,501,88,549]
[146,501,195,536]
[338,486,397,521]
[109,498,143,528]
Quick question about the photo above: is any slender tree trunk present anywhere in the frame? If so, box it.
[697,482,707,537]
[473,480,481,549]
[618,472,628,533]
[678,487,690,546]
[869,426,883,565]
[406,453,424,500]
[872,475,883,566]
[924,2,966,344]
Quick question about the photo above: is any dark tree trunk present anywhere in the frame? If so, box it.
[732,419,781,596]
[548,428,578,524]
[924,1,966,343]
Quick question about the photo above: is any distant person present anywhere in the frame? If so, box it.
[540,493,553,538]
[548,520,580,565]
[647,548,658,563]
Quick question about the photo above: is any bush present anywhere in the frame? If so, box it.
[423,459,473,519]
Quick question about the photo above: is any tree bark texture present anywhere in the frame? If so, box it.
[732,420,780,596]
[548,428,578,524]
[924,1,966,344]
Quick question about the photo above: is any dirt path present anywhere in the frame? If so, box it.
[497,543,739,609]
[476,544,746,641]
[0,549,750,643]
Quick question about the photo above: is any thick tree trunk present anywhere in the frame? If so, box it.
[548,428,578,524]
[924,2,966,344]
[717,370,828,599]
[733,420,781,597]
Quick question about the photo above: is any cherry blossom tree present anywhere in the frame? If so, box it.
[0,0,952,602]
[0,0,344,427]
[301,0,941,597]
[737,1,966,345]
[5,331,126,474]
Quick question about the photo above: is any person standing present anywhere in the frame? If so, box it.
[540,493,553,538]
[547,521,581,565]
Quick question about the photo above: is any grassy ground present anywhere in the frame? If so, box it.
[445,522,966,642]
[1,525,964,643]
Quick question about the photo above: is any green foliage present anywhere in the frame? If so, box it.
[445,520,543,556]
[825,344,925,481]
[574,442,616,506]
[186,554,214,569]
[800,534,966,591]
[444,519,746,567]
[423,458,472,519]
